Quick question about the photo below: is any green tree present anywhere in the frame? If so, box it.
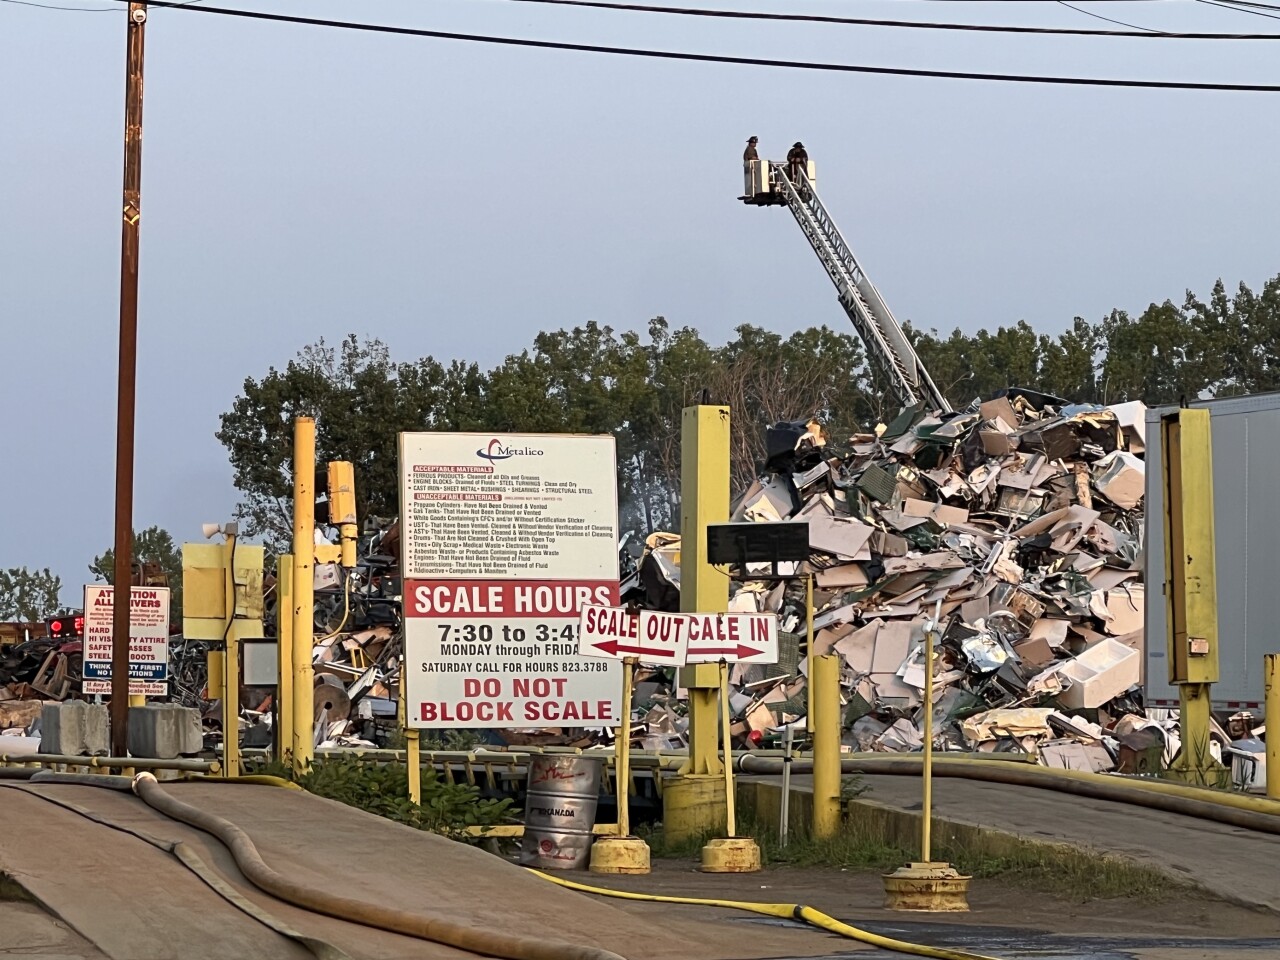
[90,526,184,623]
[0,567,65,622]
[1097,300,1216,405]
[215,335,484,549]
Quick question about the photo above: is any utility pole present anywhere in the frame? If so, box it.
[110,2,148,757]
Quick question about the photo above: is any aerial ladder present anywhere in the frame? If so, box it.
[742,158,951,413]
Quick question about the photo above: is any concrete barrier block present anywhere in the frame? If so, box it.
[39,702,111,756]
[127,704,202,759]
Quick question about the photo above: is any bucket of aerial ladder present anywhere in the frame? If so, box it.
[519,755,602,870]
[743,159,817,204]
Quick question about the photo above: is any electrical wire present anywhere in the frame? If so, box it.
[0,0,202,9]
[483,0,1280,40]
[1197,0,1280,20]
[0,0,114,9]
[96,1,1280,91]
[1055,0,1159,32]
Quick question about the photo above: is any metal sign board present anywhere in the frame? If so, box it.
[82,584,171,696]
[579,607,779,665]
[400,432,621,728]
[683,612,779,664]
[579,605,688,665]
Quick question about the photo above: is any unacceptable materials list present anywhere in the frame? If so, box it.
[401,446,618,581]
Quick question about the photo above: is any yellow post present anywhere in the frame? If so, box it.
[400,668,421,804]
[882,607,970,911]
[222,534,240,776]
[326,461,358,569]
[276,555,295,764]
[719,660,737,837]
[812,654,841,840]
[699,658,761,873]
[292,416,316,775]
[665,404,729,843]
[1161,409,1228,786]
[618,657,635,837]
[1266,654,1279,800]
[589,655,650,874]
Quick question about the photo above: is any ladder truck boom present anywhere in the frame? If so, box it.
[742,158,951,413]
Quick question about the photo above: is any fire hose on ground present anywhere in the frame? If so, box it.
[4,769,1008,960]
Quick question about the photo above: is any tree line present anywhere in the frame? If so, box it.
[214,271,1280,551]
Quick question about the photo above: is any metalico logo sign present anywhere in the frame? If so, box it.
[476,438,545,462]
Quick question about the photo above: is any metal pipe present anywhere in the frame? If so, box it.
[110,1,148,756]
[292,416,316,773]
[780,725,793,847]
[811,655,840,839]
[0,753,217,773]
[736,755,1280,834]
[222,534,240,777]
[805,574,815,727]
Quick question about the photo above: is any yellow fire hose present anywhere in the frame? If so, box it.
[531,871,1002,960]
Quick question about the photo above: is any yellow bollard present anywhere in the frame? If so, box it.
[292,416,316,775]
[666,404,730,842]
[1266,654,1279,800]
[811,654,841,840]
[590,657,651,874]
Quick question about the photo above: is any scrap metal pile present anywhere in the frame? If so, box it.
[622,390,1154,771]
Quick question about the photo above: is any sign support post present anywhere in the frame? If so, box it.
[276,555,294,764]
[589,654,650,874]
[884,602,971,911]
[401,666,422,805]
[700,658,761,872]
[292,416,316,775]
[666,404,730,844]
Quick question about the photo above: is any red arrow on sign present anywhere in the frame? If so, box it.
[688,644,763,660]
[589,639,679,658]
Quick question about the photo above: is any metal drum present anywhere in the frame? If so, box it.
[518,755,602,870]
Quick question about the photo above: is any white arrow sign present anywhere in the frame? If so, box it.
[682,611,779,664]
[579,604,688,664]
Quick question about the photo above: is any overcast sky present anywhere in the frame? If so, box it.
[3,0,1278,603]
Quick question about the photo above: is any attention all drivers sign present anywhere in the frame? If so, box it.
[399,432,621,729]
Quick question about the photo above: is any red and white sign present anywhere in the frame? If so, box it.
[579,604,688,664]
[82,584,171,696]
[682,612,779,664]
[580,607,779,665]
[399,432,621,728]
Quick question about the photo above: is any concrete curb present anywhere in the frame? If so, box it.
[737,780,1279,918]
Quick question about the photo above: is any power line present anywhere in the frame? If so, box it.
[1055,1,1158,33]
[0,0,114,10]
[1197,0,1280,20]
[92,0,1280,92]
[483,0,1280,40]
[0,0,203,10]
